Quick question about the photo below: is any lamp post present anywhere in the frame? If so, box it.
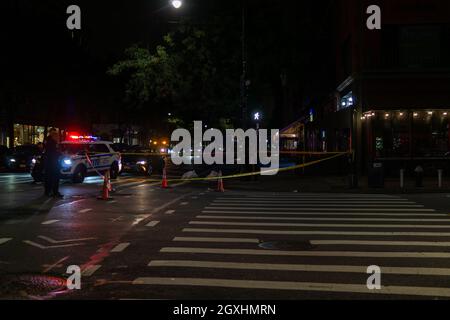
[241,1,248,130]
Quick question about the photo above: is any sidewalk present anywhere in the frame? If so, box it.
[220,173,450,194]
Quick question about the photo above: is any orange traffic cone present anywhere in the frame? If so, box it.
[98,170,112,200]
[161,167,169,189]
[216,171,225,193]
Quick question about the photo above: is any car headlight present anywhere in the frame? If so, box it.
[32,158,37,164]
[136,160,147,165]
[63,159,72,166]
[9,159,16,163]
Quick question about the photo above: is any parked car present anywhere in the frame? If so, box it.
[6,145,40,171]
[117,145,165,176]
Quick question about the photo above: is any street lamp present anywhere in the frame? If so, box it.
[253,111,261,130]
[171,0,183,9]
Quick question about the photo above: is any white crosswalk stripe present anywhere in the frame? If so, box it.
[134,194,450,298]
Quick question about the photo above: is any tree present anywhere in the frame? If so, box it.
[108,18,241,132]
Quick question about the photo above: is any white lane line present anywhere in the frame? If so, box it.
[173,237,260,244]
[108,200,118,204]
[161,247,450,259]
[218,195,400,199]
[165,210,176,215]
[148,260,450,276]
[79,208,93,213]
[189,221,450,229]
[205,207,435,212]
[209,204,424,208]
[202,210,445,217]
[183,228,450,237]
[38,236,96,243]
[196,215,450,223]
[111,243,130,253]
[82,265,102,277]
[43,256,70,273]
[213,200,415,204]
[41,220,59,225]
[311,240,450,247]
[146,221,160,227]
[23,240,85,249]
[0,238,12,246]
[180,202,189,206]
[132,277,450,297]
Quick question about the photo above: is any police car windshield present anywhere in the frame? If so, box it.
[60,144,88,155]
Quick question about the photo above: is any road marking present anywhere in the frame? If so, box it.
[148,260,450,276]
[205,207,435,212]
[38,236,96,243]
[79,209,93,213]
[23,240,85,249]
[150,193,193,215]
[43,256,70,273]
[132,214,151,225]
[189,221,450,229]
[209,204,425,208]
[213,200,415,204]
[82,265,101,277]
[196,215,450,223]
[0,238,12,245]
[311,240,450,247]
[146,221,160,227]
[41,220,59,225]
[173,237,260,244]
[183,228,450,237]
[132,277,450,297]
[108,200,118,204]
[161,247,450,259]
[165,210,176,215]
[202,210,446,217]
[191,196,199,199]
[111,243,130,253]
[180,202,189,206]
[218,195,400,199]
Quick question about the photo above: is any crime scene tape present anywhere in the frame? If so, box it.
[133,152,349,183]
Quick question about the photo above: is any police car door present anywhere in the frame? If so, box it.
[87,144,112,172]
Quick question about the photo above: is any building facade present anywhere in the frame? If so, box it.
[304,0,450,176]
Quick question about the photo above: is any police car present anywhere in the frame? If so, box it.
[59,135,122,183]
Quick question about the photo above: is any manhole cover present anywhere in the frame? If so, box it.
[258,241,315,251]
[0,274,68,299]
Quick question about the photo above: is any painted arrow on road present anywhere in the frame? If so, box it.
[23,240,85,249]
[23,235,96,250]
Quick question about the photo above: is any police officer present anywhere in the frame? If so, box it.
[44,128,63,198]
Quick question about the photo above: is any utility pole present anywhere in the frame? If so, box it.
[240,1,248,130]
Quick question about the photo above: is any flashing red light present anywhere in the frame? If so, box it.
[67,133,98,141]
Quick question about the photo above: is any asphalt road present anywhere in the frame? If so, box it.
[1,170,450,300]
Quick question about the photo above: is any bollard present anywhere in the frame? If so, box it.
[400,169,405,189]
[415,165,424,188]
[438,169,443,188]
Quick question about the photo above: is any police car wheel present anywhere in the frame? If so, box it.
[72,165,86,184]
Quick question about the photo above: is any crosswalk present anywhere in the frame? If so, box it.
[135,193,450,299]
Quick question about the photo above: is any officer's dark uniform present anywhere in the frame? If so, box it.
[44,136,61,196]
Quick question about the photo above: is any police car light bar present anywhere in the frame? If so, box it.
[68,133,99,141]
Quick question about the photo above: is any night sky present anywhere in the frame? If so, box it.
[1,0,332,129]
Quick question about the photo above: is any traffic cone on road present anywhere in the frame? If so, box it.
[216,171,225,193]
[161,167,169,189]
[98,170,112,200]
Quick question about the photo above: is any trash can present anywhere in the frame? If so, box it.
[368,162,384,188]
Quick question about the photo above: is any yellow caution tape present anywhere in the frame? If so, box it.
[136,152,348,183]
